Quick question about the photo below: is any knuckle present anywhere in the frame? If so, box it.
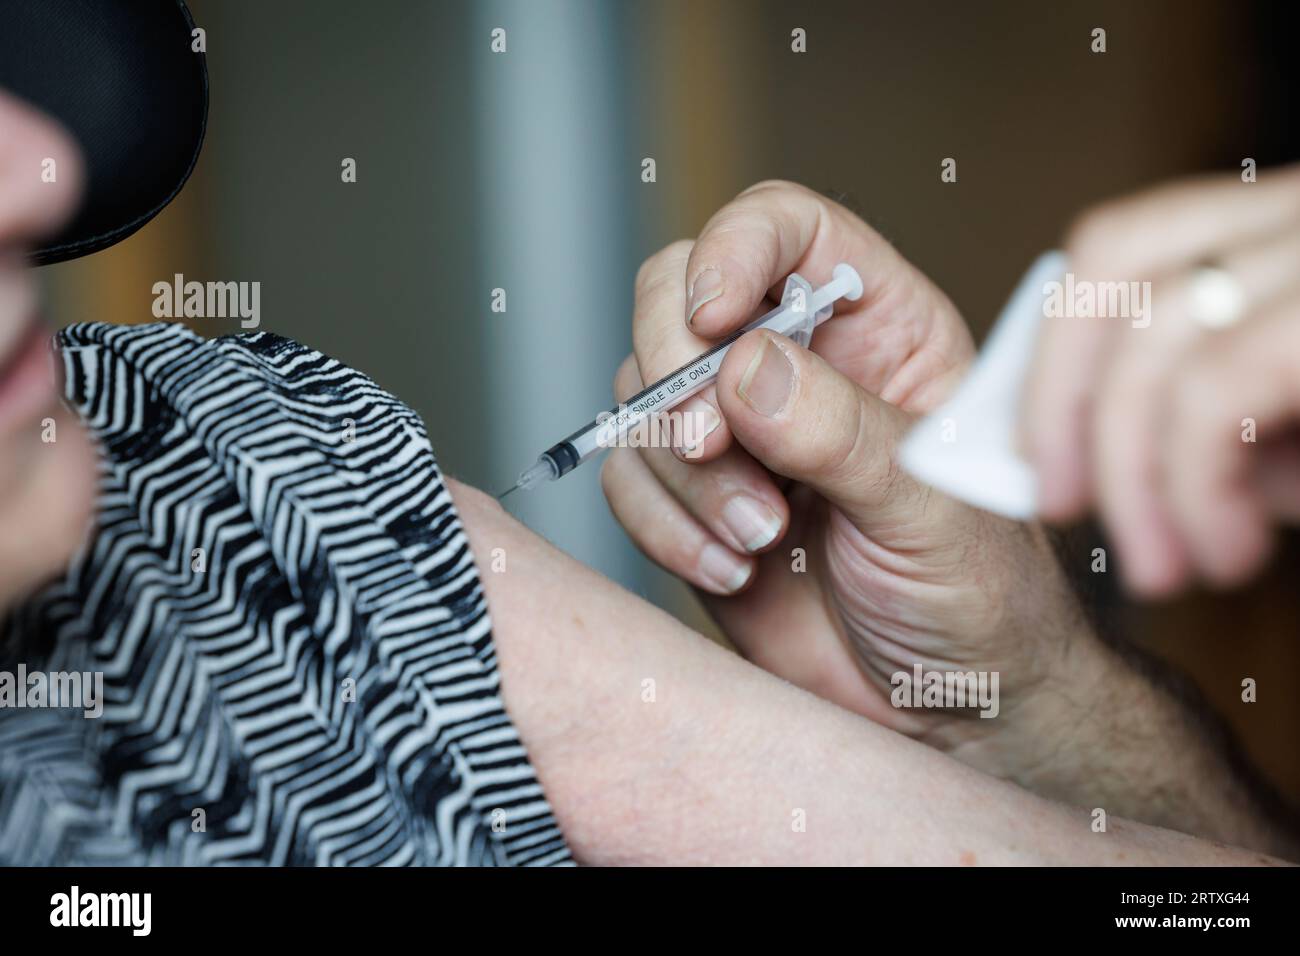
[814,393,872,480]
[704,210,782,275]
[634,240,692,296]
[633,316,680,377]
[708,203,775,238]
[636,263,681,306]
[739,178,802,200]
[821,396,910,506]
[663,237,694,259]
[1064,205,1122,260]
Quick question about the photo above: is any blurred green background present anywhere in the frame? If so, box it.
[38,0,1300,801]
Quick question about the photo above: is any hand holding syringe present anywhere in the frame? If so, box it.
[499,263,863,498]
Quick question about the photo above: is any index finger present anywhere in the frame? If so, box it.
[685,180,938,337]
[683,180,973,416]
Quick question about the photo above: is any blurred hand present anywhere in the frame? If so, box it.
[0,89,96,611]
[601,181,1094,747]
[1023,165,1300,595]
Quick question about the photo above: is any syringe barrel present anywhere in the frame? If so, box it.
[547,263,863,477]
[561,325,746,466]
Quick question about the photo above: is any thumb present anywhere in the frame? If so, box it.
[716,329,962,536]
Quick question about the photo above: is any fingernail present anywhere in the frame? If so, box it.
[722,496,781,552]
[698,543,752,594]
[673,397,720,459]
[686,267,723,327]
[737,336,794,417]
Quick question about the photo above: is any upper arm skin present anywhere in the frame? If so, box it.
[448,479,1283,866]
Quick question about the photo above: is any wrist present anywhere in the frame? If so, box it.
[929,611,1120,787]
[967,624,1126,789]
[902,519,1121,778]
[942,607,1300,857]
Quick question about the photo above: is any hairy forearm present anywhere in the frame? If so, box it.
[450,480,1279,865]
[940,565,1300,861]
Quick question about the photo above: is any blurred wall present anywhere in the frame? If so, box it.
[37,0,1300,800]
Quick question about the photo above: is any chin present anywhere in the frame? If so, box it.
[0,407,97,612]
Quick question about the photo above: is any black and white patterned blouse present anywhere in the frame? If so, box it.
[0,322,572,866]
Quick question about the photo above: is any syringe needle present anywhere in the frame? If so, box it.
[496,483,521,502]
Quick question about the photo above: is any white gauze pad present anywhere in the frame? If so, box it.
[898,251,1067,520]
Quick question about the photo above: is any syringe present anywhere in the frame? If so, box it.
[498,263,864,499]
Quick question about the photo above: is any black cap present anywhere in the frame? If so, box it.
[0,0,208,264]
